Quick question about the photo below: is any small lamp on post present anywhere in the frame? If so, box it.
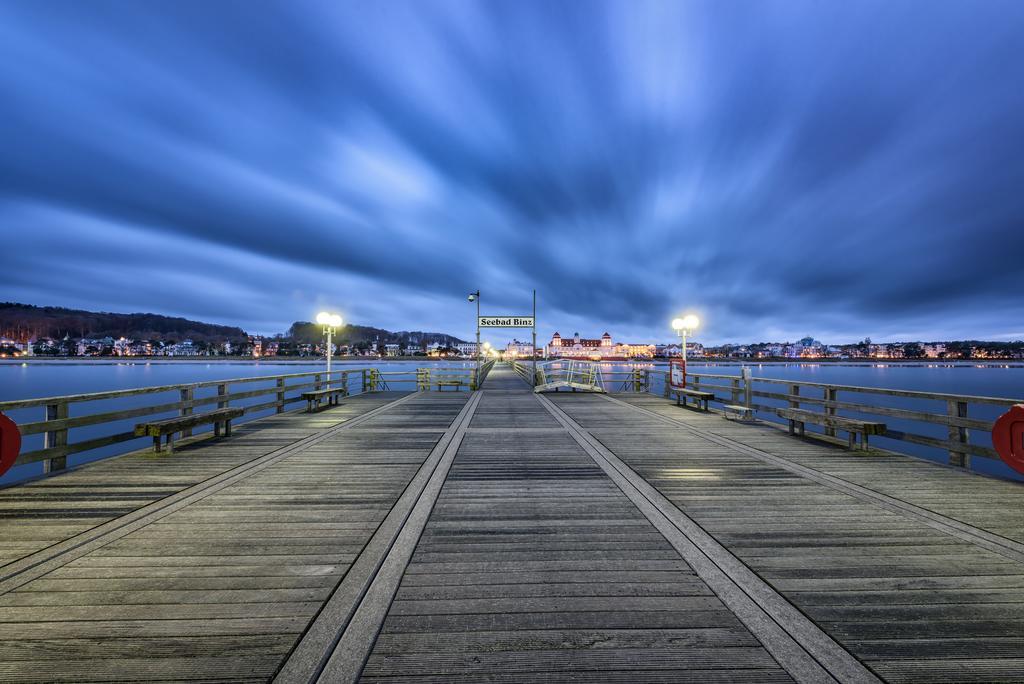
[468,290,481,372]
[671,314,700,363]
[316,312,343,385]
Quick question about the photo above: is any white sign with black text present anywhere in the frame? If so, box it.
[478,316,535,328]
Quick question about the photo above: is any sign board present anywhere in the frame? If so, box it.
[669,359,687,391]
[479,316,534,328]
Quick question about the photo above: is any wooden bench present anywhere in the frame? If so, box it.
[135,407,244,453]
[723,404,756,422]
[775,407,886,451]
[671,388,715,411]
[434,376,468,391]
[301,387,345,412]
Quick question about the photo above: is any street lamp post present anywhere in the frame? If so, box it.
[671,314,700,363]
[316,312,343,385]
[468,290,480,374]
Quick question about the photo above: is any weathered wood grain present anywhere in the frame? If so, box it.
[2,364,1023,682]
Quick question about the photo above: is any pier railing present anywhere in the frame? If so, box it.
[661,369,1022,474]
[525,359,1020,475]
[411,360,493,390]
[513,360,650,392]
[0,363,489,476]
[511,360,647,392]
[0,369,377,473]
[510,360,534,384]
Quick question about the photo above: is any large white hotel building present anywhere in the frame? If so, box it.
[546,332,655,360]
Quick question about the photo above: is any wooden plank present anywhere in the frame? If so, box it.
[0,392,474,683]
[354,369,796,684]
[289,392,482,683]
[589,391,1024,684]
[539,392,877,684]
[0,393,421,591]
[4,365,1024,682]
[274,392,479,683]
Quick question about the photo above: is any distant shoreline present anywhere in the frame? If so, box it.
[1,357,1021,369]
[0,356,448,365]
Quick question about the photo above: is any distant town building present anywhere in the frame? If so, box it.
[546,332,655,360]
[505,339,535,357]
[161,339,197,356]
[454,342,477,357]
[113,337,132,356]
[77,337,115,356]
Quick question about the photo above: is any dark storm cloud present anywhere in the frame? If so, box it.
[1,0,1022,342]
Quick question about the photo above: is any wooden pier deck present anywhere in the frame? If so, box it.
[2,366,1024,682]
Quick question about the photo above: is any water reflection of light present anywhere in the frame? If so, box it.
[661,468,722,481]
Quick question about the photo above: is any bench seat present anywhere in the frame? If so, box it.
[723,404,756,421]
[301,387,345,412]
[135,407,244,453]
[670,388,715,411]
[775,407,886,450]
[435,378,467,391]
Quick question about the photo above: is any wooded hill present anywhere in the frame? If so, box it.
[0,303,467,348]
[285,321,466,348]
[0,303,248,343]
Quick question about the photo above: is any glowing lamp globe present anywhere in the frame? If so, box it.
[317,312,343,328]
[681,314,700,330]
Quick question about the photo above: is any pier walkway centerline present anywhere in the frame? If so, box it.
[0,367,1022,681]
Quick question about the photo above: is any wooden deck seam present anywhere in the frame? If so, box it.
[599,394,1024,564]
[274,391,483,684]
[536,392,880,684]
[0,392,421,596]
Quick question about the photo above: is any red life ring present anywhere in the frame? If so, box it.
[992,404,1024,476]
[0,412,22,477]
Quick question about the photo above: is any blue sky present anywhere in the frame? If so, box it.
[1,1,1022,344]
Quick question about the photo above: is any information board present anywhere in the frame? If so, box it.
[669,358,687,390]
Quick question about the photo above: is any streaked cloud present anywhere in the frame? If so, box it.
[1,0,1022,343]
